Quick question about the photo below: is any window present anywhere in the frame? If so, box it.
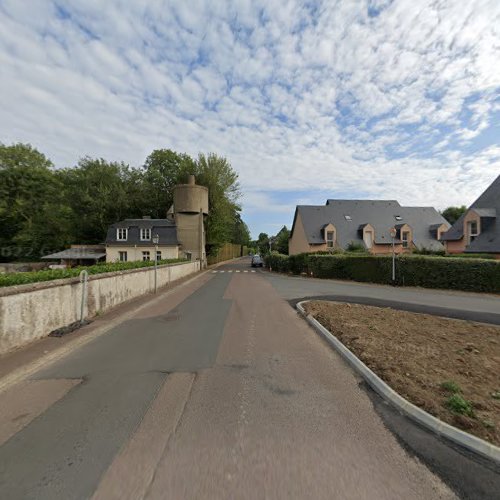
[140,227,151,241]
[402,231,410,248]
[364,231,373,249]
[118,251,127,262]
[142,251,150,261]
[156,250,162,261]
[344,215,352,221]
[468,220,479,244]
[116,228,128,241]
[326,231,335,248]
[394,215,402,221]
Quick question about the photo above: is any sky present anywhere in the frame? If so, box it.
[1,0,499,238]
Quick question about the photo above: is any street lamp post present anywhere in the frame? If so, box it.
[152,233,159,293]
[390,227,397,285]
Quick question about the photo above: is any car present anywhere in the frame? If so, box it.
[251,255,264,267]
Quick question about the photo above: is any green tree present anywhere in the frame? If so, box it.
[0,143,72,260]
[142,149,196,218]
[256,232,270,255]
[230,213,251,246]
[58,158,137,243]
[195,153,241,250]
[441,205,467,225]
[273,225,290,254]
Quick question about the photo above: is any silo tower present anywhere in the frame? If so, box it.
[174,175,209,267]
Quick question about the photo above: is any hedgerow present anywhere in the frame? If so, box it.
[265,253,500,293]
[0,259,187,288]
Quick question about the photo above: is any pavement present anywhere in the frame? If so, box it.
[0,257,499,499]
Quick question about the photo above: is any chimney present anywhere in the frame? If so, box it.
[187,174,195,185]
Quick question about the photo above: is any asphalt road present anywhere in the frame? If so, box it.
[0,258,498,499]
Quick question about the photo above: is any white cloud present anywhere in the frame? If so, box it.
[0,0,499,236]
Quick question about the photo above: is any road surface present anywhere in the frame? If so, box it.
[0,258,499,499]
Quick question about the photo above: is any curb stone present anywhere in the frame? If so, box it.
[296,300,500,466]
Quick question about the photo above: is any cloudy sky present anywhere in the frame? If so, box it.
[1,0,499,237]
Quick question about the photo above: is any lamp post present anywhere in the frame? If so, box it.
[390,227,397,285]
[152,233,159,293]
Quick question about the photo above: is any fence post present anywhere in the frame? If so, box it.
[79,270,88,324]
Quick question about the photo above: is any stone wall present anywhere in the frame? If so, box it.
[0,261,200,355]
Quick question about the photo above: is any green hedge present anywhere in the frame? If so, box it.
[0,259,187,288]
[265,253,500,293]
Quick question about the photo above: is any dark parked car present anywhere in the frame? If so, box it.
[251,255,264,267]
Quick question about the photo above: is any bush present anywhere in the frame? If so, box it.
[440,380,462,394]
[445,394,475,417]
[0,258,187,288]
[346,241,368,253]
[304,254,500,293]
[264,253,290,273]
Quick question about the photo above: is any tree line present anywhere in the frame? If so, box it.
[0,143,251,262]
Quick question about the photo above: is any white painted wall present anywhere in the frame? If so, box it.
[0,261,200,355]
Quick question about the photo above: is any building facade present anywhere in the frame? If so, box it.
[289,199,449,256]
[440,174,500,258]
[105,175,209,266]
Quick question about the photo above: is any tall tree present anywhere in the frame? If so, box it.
[231,213,251,246]
[195,153,241,250]
[441,205,467,225]
[0,143,72,260]
[58,158,136,243]
[142,149,196,218]
[273,225,290,254]
[256,232,270,255]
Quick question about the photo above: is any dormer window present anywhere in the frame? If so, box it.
[344,215,352,221]
[467,220,479,244]
[326,230,335,248]
[116,228,128,241]
[140,227,151,241]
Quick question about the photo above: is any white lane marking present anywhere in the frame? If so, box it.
[235,270,240,273]
[243,270,248,273]
[228,270,233,273]
[211,271,217,273]
[219,270,225,273]
[251,270,256,273]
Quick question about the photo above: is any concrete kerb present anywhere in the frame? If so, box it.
[296,300,500,466]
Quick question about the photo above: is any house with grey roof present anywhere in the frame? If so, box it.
[105,175,209,265]
[289,199,449,256]
[105,217,180,263]
[440,174,500,257]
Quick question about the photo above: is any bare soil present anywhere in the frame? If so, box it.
[304,300,500,446]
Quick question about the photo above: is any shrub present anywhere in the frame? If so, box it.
[305,254,500,293]
[440,380,462,394]
[346,241,368,253]
[0,259,187,288]
[288,252,310,274]
[445,394,475,417]
[264,253,290,273]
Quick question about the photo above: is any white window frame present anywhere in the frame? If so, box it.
[140,227,151,241]
[326,231,335,248]
[402,231,410,248]
[364,230,373,249]
[156,250,162,261]
[142,251,150,261]
[118,251,127,262]
[116,228,128,241]
[468,220,479,244]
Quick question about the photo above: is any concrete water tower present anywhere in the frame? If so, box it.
[174,175,209,267]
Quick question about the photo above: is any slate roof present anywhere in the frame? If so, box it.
[105,218,179,246]
[292,200,449,251]
[42,249,106,260]
[440,174,500,253]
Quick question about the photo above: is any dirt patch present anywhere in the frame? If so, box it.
[303,300,500,446]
